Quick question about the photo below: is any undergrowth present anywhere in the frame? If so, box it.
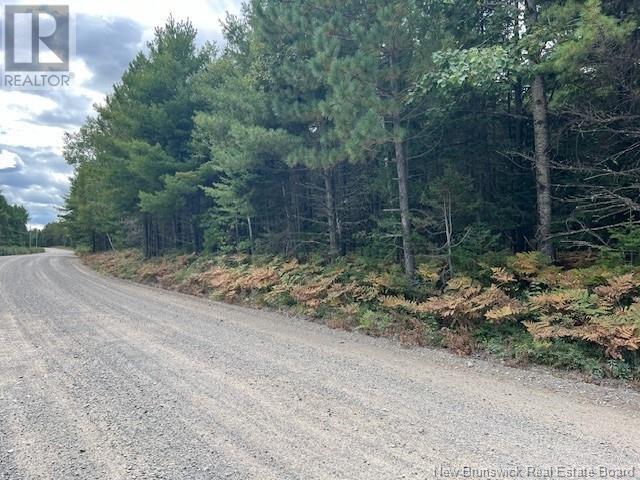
[0,246,45,256]
[82,249,640,382]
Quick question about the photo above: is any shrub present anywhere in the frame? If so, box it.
[356,309,391,335]
[82,248,640,380]
[0,246,45,256]
[524,274,640,359]
[441,328,475,355]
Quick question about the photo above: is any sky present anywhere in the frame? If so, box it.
[0,0,242,228]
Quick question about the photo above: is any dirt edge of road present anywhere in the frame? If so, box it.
[78,249,640,404]
[2,248,639,478]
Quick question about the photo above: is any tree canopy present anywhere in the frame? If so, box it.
[0,191,29,247]
[60,1,640,276]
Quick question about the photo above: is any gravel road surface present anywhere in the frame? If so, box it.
[1,249,639,479]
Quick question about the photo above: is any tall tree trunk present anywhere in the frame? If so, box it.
[443,194,454,278]
[234,212,240,251]
[514,78,524,150]
[527,0,554,258]
[247,215,254,256]
[189,215,197,252]
[323,167,339,260]
[336,162,345,254]
[393,114,415,279]
[153,218,160,257]
[531,75,553,257]
[190,194,202,252]
[172,214,178,249]
[143,215,150,258]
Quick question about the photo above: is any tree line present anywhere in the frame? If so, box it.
[61,0,640,278]
[0,192,28,246]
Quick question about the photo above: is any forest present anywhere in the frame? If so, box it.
[0,192,28,246]
[0,191,45,255]
[61,0,640,378]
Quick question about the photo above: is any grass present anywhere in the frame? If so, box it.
[0,246,45,256]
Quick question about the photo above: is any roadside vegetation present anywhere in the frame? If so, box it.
[84,249,640,382]
[49,1,640,382]
[0,191,28,246]
[0,246,45,256]
[0,191,44,256]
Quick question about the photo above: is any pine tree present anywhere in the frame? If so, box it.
[192,14,297,254]
[63,18,211,255]
[0,191,29,246]
[312,0,442,277]
[60,2,640,271]
[252,0,348,259]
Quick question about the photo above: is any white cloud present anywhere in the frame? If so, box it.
[70,0,241,33]
[50,171,73,185]
[0,90,59,119]
[0,120,68,153]
[68,58,106,106]
[0,150,22,170]
[0,0,243,225]
[70,57,94,89]
[0,91,71,152]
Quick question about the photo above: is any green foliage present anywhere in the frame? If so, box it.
[428,46,516,93]
[475,323,604,373]
[61,1,640,270]
[542,0,634,80]
[38,222,70,247]
[0,192,29,247]
[356,309,392,334]
[608,226,640,266]
[61,1,640,382]
[0,246,44,256]
[62,17,212,254]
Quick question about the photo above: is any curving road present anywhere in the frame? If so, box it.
[1,249,639,479]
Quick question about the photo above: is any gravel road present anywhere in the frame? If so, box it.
[1,248,639,480]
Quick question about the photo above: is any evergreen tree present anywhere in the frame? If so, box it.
[311,0,445,277]
[63,18,212,254]
[192,13,297,254]
[251,0,353,259]
[61,3,640,271]
[0,192,29,246]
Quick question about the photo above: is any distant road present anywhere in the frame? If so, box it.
[1,249,639,479]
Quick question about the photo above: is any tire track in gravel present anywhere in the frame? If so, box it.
[3,254,269,479]
[63,255,640,460]
[39,254,420,478]
[0,255,133,479]
[51,255,640,461]
[1,249,640,480]
[0,309,130,479]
